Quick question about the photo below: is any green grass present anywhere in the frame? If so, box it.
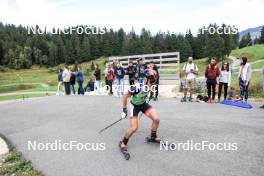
[231,44,264,62]
[179,44,264,98]
[0,57,108,95]
[0,93,51,101]
[0,84,35,93]
[0,152,43,176]
[231,71,264,98]
[251,60,264,70]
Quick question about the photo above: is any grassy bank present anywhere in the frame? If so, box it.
[231,44,264,62]
[0,57,108,94]
[0,152,43,176]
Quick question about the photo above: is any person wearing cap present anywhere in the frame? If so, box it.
[181,56,198,102]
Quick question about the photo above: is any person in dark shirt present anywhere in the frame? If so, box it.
[149,61,160,101]
[136,58,147,87]
[56,68,64,95]
[94,64,101,94]
[85,76,95,92]
[126,60,136,85]
[114,62,125,97]
[70,69,76,95]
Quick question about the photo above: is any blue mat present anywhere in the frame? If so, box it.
[220,100,253,109]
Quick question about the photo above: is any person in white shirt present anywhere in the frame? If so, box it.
[181,57,198,102]
[217,62,231,102]
[62,65,71,95]
[237,57,252,103]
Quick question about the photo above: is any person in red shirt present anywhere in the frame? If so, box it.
[107,63,115,95]
[205,57,220,103]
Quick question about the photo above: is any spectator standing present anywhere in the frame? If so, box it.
[62,65,71,95]
[104,63,109,91]
[181,57,198,102]
[114,62,125,97]
[218,62,231,102]
[76,65,84,95]
[149,61,160,101]
[205,57,220,103]
[107,64,115,95]
[94,64,101,94]
[70,69,76,95]
[56,68,64,95]
[126,60,136,85]
[237,56,252,103]
[136,58,147,87]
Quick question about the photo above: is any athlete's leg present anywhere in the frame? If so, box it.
[145,108,160,132]
[124,117,139,139]
[121,117,138,148]
[144,107,160,141]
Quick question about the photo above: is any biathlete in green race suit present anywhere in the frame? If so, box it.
[119,69,161,149]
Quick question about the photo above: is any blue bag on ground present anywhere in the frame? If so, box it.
[220,100,253,109]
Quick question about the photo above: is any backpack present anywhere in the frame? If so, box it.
[107,69,114,80]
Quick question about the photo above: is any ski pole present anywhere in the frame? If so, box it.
[99,116,125,134]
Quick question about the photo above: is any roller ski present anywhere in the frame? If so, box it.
[119,141,130,160]
[145,136,161,144]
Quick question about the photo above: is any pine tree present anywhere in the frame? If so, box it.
[80,35,91,61]
[55,35,66,64]
[117,28,125,55]
[185,29,194,57]
[200,24,225,60]
[4,49,16,68]
[259,26,264,44]
[0,41,4,64]
[48,42,57,66]
[239,32,252,48]
[72,33,81,63]
[89,35,100,59]
[176,35,192,62]
[140,28,153,54]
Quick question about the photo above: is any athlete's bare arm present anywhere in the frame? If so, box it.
[123,91,132,109]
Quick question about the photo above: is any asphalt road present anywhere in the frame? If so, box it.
[0,96,263,176]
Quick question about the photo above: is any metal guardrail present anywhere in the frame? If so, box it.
[109,52,180,81]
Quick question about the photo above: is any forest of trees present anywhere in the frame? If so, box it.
[0,22,257,70]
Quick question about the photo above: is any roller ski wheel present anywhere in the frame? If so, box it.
[119,141,130,160]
